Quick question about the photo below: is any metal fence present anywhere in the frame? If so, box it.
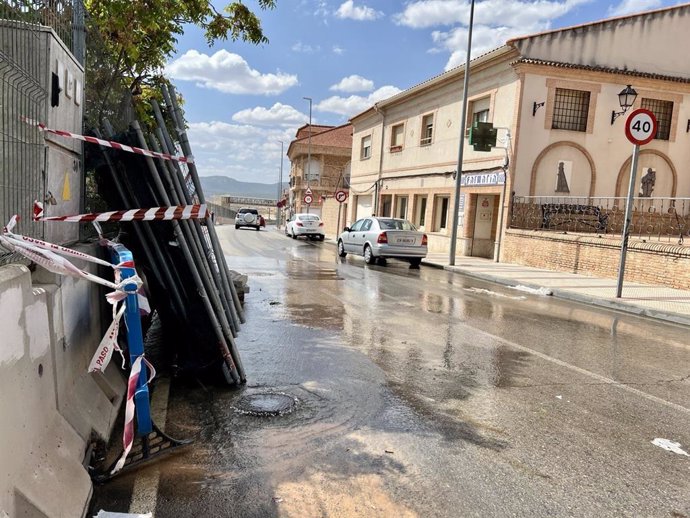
[0,0,84,265]
[511,195,690,243]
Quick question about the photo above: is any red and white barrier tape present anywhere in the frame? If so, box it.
[2,217,155,475]
[112,355,156,474]
[1,217,140,298]
[33,200,208,222]
[21,116,194,164]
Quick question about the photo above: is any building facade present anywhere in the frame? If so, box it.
[287,123,352,235]
[347,4,690,282]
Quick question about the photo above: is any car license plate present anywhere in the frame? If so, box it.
[395,237,415,244]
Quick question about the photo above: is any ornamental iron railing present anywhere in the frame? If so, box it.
[511,196,690,244]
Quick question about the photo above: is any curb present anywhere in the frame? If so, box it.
[422,260,690,328]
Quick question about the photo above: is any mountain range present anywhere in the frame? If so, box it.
[200,176,287,199]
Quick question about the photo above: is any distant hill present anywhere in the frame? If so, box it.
[200,176,287,199]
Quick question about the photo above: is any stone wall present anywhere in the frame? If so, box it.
[501,229,690,289]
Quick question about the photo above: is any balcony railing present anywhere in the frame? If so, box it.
[510,196,690,243]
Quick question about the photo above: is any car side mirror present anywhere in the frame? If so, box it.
[343,226,350,232]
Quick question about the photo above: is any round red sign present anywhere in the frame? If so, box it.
[624,108,658,146]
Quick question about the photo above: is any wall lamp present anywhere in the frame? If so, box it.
[532,101,545,116]
[611,84,637,125]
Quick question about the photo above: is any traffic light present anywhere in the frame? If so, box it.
[469,121,497,152]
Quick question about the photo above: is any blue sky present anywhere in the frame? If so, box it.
[165,0,678,184]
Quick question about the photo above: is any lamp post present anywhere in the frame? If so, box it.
[303,96,312,214]
[277,140,284,227]
[449,0,475,266]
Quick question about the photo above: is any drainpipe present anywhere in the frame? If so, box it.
[373,103,386,215]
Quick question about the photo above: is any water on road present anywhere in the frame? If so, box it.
[92,226,690,518]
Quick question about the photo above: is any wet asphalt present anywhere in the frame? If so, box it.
[91,225,690,518]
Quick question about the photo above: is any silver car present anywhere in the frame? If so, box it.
[337,217,427,266]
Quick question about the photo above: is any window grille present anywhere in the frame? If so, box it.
[641,98,673,140]
[552,88,590,132]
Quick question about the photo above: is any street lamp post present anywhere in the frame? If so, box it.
[449,0,475,266]
[303,97,313,214]
[277,140,284,227]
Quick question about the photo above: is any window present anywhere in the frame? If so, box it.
[414,195,427,228]
[360,135,371,159]
[433,196,450,232]
[473,109,489,124]
[361,219,373,231]
[420,114,433,146]
[350,219,364,232]
[466,96,491,136]
[304,158,320,182]
[552,88,590,132]
[641,98,673,140]
[390,123,404,152]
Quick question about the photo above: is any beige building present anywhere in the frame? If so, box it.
[287,123,352,236]
[348,4,690,285]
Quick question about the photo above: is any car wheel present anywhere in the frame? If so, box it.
[364,245,375,265]
[318,235,325,241]
[291,231,297,239]
[377,257,387,266]
[235,224,240,229]
[409,258,422,268]
[337,240,347,257]
[255,226,260,231]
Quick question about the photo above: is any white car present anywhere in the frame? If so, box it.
[285,213,325,240]
[337,217,427,266]
[235,208,264,231]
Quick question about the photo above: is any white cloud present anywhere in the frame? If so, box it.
[292,42,321,53]
[232,103,308,126]
[329,75,375,93]
[167,49,298,95]
[188,121,296,182]
[394,0,590,29]
[607,0,662,16]
[316,86,403,116]
[394,0,592,70]
[335,1,383,21]
[332,45,346,55]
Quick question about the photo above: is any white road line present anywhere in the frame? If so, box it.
[128,378,171,514]
[371,288,690,416]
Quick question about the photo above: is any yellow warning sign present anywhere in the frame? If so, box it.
[62,173,71,201]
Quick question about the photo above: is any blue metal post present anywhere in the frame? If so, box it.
[109,243,152,436]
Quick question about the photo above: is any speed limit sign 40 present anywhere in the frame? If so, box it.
[303,194,313,204]
[625,108,657,146]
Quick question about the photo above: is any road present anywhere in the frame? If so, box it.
[92,225,690,517]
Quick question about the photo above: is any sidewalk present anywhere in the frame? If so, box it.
[422,254,690,327]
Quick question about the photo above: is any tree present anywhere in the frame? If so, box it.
[84,0,276,126]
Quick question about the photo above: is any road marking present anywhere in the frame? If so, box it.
[128,378,171,514]
[479,327,690,415]
[370,287,690,416]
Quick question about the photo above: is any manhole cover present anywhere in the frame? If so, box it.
[233,392,298,416]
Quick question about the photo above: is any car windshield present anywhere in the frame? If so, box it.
[377,218,417,231]
[298,215,320,221]
[239,209,258,214]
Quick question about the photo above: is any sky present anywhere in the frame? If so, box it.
[165,0,679,184]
